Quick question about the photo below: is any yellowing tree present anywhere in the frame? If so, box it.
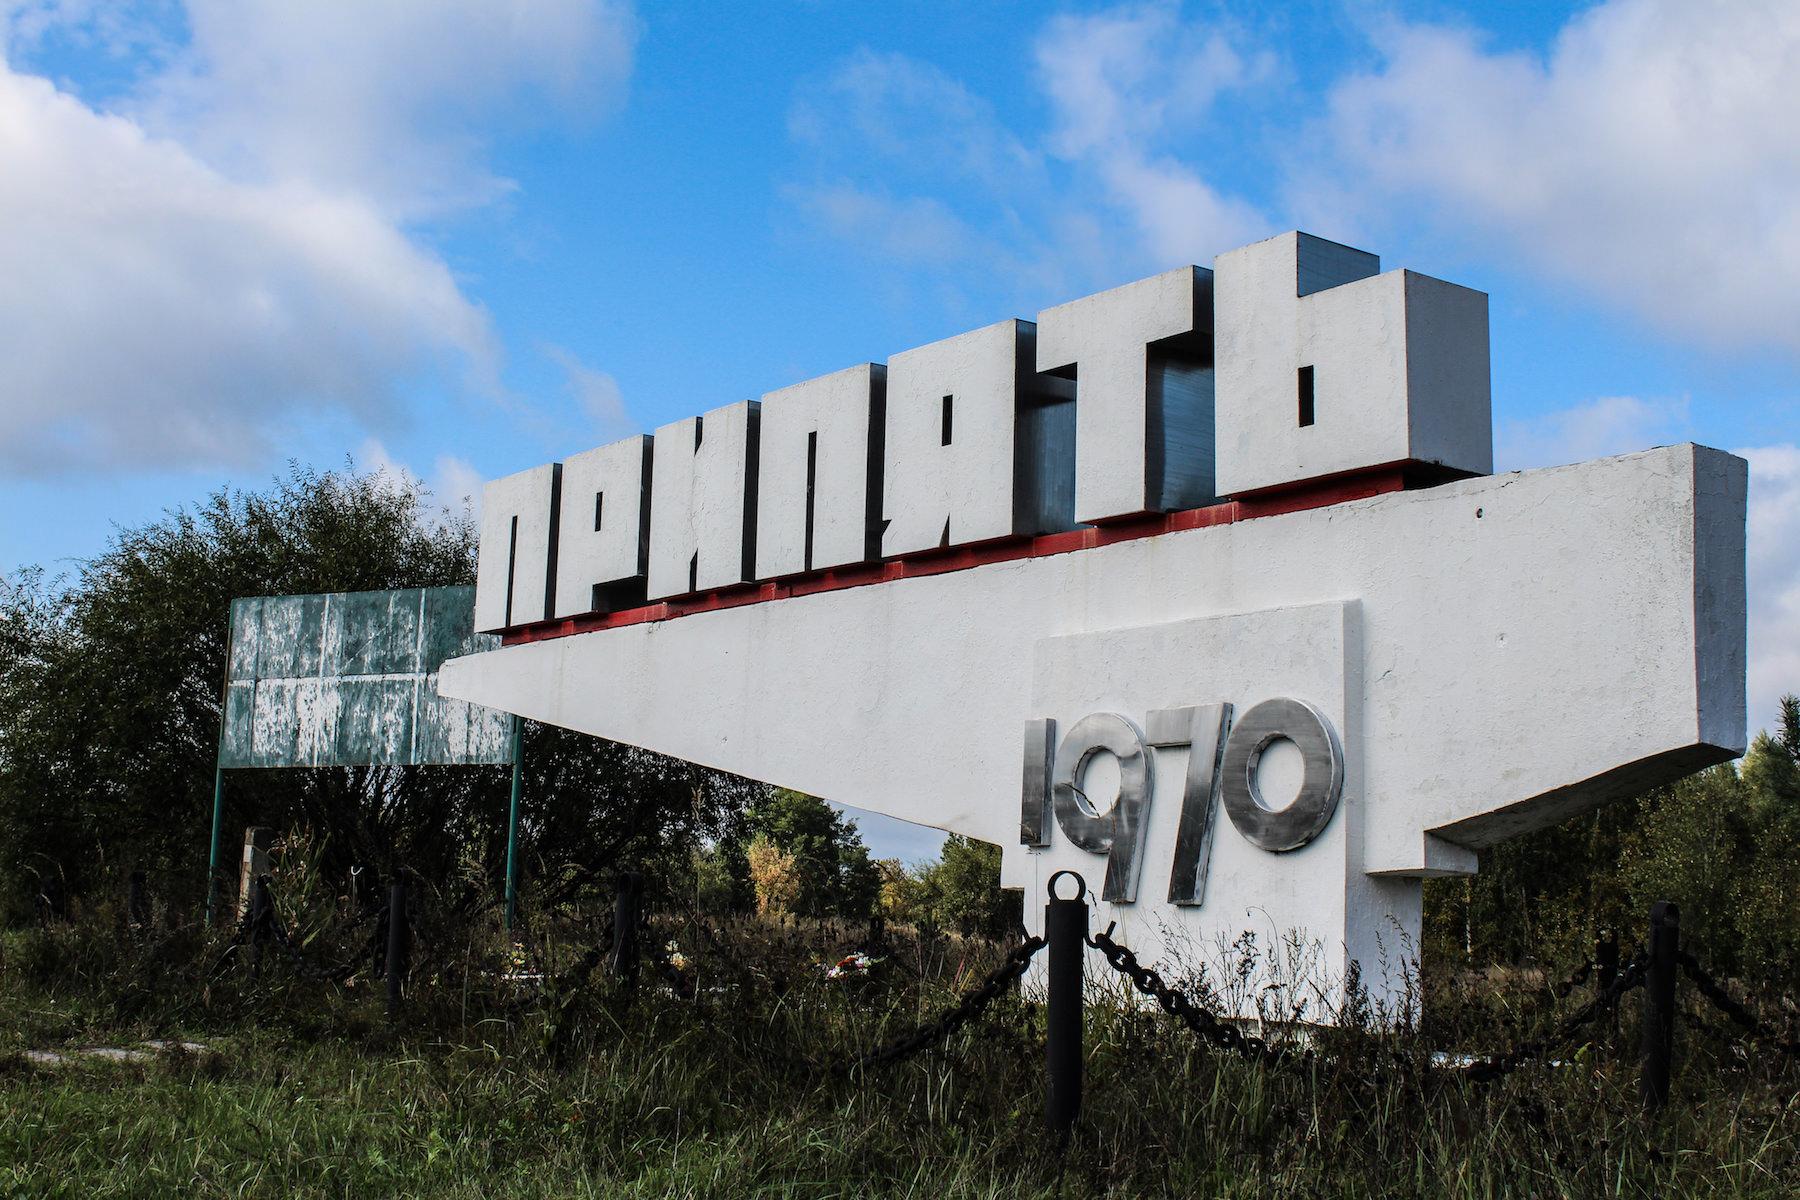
[746,835,800,917]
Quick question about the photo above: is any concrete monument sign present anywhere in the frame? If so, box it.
[438,232,1746,1011]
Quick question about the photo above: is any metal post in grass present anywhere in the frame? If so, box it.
[1640,900,1680,1111]
[1045,870,1087,1149]
[127,869,149,930]
[610,871,643,994]
[247,875,272,977]
[386,882,409,1020]
[238,826,272,920]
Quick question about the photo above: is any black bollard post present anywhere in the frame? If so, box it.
[1045,870,1088,1150]
[127,870,149,930]
[367,872,388,979]
[610,871,643,994]
[247,875,272,976]
[1640,901,1680,1111]
[386,882,409,1020]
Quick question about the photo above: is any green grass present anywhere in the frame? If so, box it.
[1,913,1797,1198]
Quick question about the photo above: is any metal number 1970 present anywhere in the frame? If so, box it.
[1019,698,1344,906]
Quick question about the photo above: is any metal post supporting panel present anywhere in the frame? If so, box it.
[1045,870,1088,1149]
[505,715,524,930]
[205,766,225,926]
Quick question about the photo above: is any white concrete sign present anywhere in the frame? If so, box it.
[440,232,1746,1013]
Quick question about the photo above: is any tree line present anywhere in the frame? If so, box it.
[1,463,1796,974]
[0,465,1006,932]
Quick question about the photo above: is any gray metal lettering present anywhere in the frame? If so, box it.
[1152,702,1232,905]
[1020,717,1056,846]
[1052,712,1152,903]
[1219,697,1343,852]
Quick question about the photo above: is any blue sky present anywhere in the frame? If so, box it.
[3,1,1797,863]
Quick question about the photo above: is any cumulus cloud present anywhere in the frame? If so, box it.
[783,51,1064,293]
[0,2,636,475]
[789,49,1039,197]
[1741,445,1800,736]
[1316,0,1800,355]
[356,437,483,525]
[1033,6,1271,264]
[0,62,493,472]
[543,345,636,445]
[138,0,635,221]
[787,11,1271,292]
[786,184,982,268]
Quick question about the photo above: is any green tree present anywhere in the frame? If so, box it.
[730,790,879,919]
[1422,694,1800,981]
[0,464,763,920]
[911,835,1017,937]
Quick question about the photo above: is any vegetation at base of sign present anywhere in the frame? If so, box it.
[2,875,1798,1199]
[880,834,1019,938]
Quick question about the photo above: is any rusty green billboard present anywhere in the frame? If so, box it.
[220,587,512,769]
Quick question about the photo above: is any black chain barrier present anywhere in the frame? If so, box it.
[560,912,618,988]
[209,878,386,986]
[1463,945,1648,1083]
[1677,950,1800,1060]
[1084,921,1659,1086]
[1548,958,1595,1002]
[1086,923,1293,1064]
[838,936,1045,1075]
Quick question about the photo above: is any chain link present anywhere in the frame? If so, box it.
[838,936,1045,1075]
[1677,950,1800,1060]
[1547,958,1595,1001]
[1463,945,1647,1083]
[1087,925,1294,1063]
[208,879,384,986]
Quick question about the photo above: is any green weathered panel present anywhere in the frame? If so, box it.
[217,586,509,769]
[254,594,328,678]
[326,590,422,676]
[227,598,263,682]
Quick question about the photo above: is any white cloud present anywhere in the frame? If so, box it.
[544,346,635,444]
[355,437,482,525]
[0,62,493,472]
[138,0,636,221]
[789,50,1038,197]
[1317,0,1800,355]
[785,183,980,267]
[786,11,1271,292]
[0,2,636,476]
[1033,6,1270,264]
[783,51,1062,292]
[1741,444,1800,736]
[1496,395,1690,471]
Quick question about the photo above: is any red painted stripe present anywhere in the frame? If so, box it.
[500,466,1413,646]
